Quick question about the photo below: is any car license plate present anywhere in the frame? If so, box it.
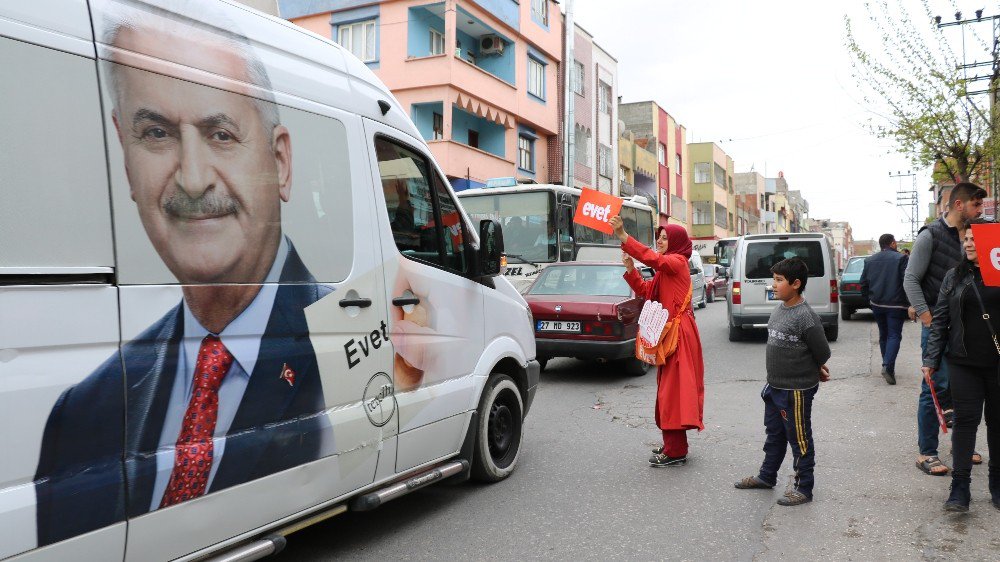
[766,289,777,301]
[537,321,581,332]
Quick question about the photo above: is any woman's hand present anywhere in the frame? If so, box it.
[622,252,635,273]
[609,215,628,243]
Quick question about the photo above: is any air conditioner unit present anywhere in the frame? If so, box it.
[480,34,504,56]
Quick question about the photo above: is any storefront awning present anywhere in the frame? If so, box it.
[455,92,514,129]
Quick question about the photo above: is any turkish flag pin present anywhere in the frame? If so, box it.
[280,363,296,386]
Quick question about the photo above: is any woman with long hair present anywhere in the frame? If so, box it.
[610,217,705,466]
[923,217,1000,512]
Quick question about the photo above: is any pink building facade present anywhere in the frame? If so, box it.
[282,0,562,190]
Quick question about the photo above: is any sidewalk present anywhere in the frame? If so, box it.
[758,317,999,560]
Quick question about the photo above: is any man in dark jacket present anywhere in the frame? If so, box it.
[861,233,909,384]
[903,182,986,476]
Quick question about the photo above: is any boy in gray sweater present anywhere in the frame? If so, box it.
[734,257,831,506]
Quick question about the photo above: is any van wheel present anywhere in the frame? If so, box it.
[471,375,524,482]
[841,307,853,321]
[729,323,744,342]
[825,325,839,342]
[707,289,715,304]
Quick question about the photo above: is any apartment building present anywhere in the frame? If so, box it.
[619,101,689,227]
[282,0,562,190]
[734,171,766,235]
[550,23,619,193]
[688,142,734,240]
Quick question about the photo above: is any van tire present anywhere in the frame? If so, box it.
[707,288,715,303]
[825,325,839,342]
[728,323,744,342]
[841,307,853,321]
[471,374,524,483]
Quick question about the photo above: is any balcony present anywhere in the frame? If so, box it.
[427,140,515,187]
[407,4,516,86]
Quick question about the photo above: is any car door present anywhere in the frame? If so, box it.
[363,120,485,473]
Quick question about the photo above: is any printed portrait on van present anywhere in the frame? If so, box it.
[32,1,353,547]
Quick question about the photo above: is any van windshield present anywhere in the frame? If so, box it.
[744,240,825,279]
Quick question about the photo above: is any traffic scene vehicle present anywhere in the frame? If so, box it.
[688,252,709,309]
[0,2,538,561]
[524,262,647,376]
[839,255,872,320]
[727,233,840,342]
[457,180,656,292]
[703,263,729,303]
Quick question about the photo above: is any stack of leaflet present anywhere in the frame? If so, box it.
[637,300,670,346]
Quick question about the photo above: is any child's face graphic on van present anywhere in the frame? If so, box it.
[112,28,292,284]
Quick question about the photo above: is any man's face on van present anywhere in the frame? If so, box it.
[112,28,291,284]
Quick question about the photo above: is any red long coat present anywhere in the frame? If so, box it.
[622,236,705,431]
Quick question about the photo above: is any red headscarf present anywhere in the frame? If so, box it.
[656,224,693,259]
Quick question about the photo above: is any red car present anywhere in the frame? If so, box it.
[703,263,729,303]
[524,262,648,376]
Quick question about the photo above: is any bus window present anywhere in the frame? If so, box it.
[636,209,654,247]
[460,191,555,262]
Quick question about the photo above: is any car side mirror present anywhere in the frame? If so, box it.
[690,267,701,275]
[477,219,504,276]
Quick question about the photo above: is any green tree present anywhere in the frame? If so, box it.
[845,0,997,183]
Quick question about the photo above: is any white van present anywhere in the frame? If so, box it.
[726,233,839,341]
[0,2,537,560]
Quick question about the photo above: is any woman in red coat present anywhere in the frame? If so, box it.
[610,216,705,467]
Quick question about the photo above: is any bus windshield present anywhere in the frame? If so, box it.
[716,239,737,267]
[460,191,558,263]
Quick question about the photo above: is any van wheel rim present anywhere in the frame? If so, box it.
[488,400,514,459]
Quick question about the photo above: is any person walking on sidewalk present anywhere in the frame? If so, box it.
[734,257,831,506]
[861,233,910,385]
[923,218,1000,512]
[611,216,705,468]
[904,182,986,476]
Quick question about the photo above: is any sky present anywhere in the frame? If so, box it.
[570,0,988,242]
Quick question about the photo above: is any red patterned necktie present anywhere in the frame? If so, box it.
[160,335,233,508]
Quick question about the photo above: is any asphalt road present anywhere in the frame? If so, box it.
[274,301,999,561]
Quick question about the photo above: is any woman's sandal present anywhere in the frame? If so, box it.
[917,456,949,476]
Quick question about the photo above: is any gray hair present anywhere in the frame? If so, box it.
[100,0,280,134]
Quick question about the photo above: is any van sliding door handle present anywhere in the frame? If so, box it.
[392,296,421,307]
[339,298,372,308]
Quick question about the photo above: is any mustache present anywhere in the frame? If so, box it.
[162,190,239,219]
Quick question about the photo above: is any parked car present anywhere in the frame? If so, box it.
[689,252,709,309]
[525,262,648,376]
[727,233,840,341]
[839,255,871,320]
[703,263,729,303]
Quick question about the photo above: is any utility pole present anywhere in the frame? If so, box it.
[563,0,575,188]
[936,9,1000,219]
[889,170,919,240]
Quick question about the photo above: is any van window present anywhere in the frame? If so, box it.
[1,36,113,268]
[376,137,467,272]
[744,240,825,279]
[101,60,354,285]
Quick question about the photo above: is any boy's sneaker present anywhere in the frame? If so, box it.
[648,453,686,467]
[734,476,774,489]
[777,490,812,506]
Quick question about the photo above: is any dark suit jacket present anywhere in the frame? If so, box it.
[34,244,332,547]
[861,249,910,308]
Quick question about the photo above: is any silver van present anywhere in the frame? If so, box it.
[726,233,839,341]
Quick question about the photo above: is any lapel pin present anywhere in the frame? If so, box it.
[280,363,296,387]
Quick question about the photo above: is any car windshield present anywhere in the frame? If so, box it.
[528,265,630,296]
[844,257,866,274]
[744,240,825,279]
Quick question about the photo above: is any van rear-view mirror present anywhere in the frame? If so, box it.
[477,219,504,276]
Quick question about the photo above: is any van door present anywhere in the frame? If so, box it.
[741,238,829,316]
[1,5,127,558]
[362,121,485,473]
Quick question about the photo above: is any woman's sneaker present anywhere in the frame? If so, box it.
[648,453,686,467]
